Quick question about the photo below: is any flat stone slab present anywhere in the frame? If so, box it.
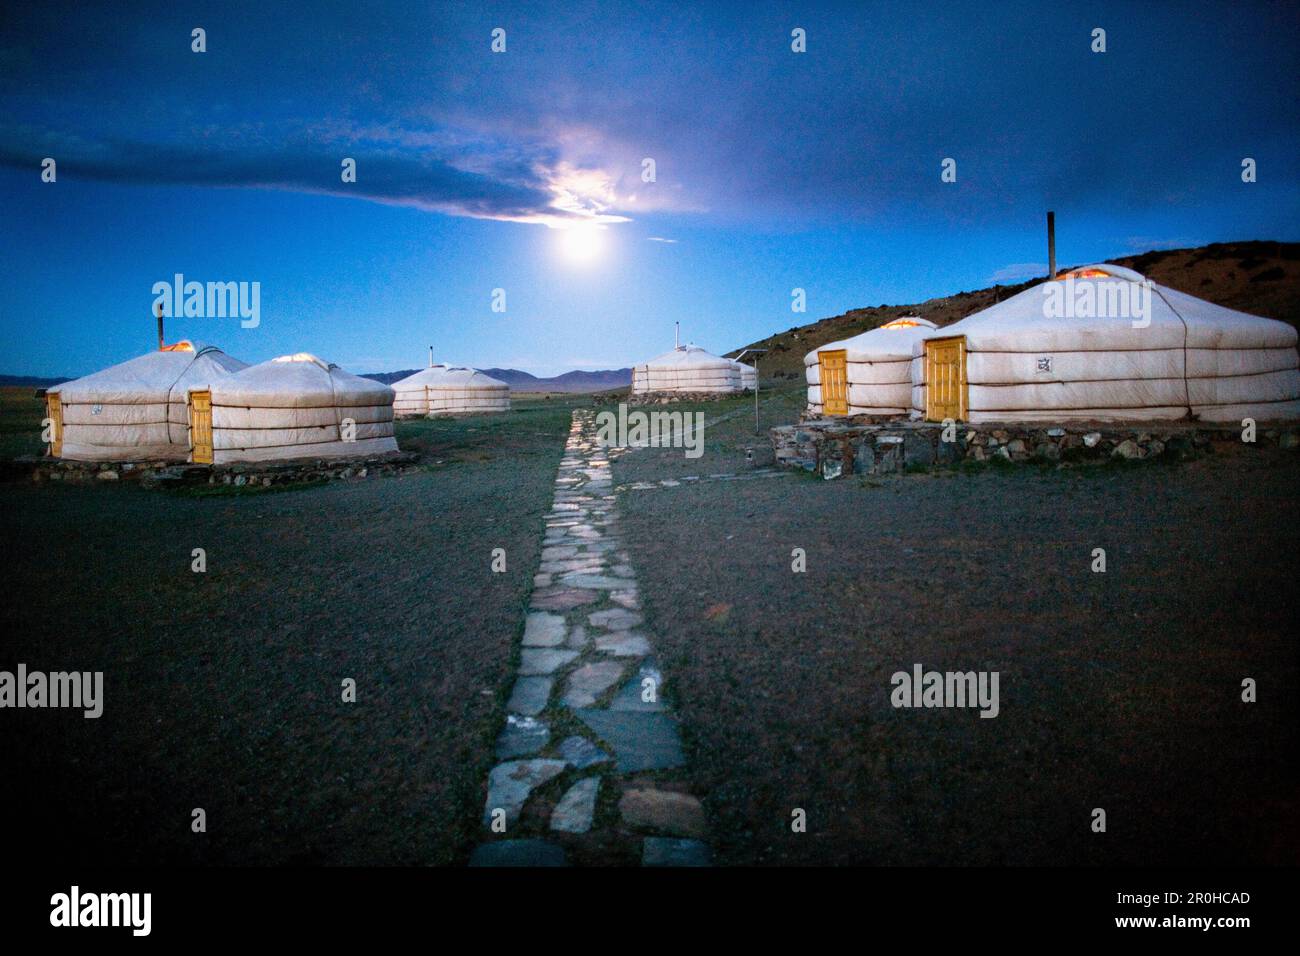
[483,759,566,825]
[540,545,580,560]
[610,590,640,609]
[565,624,589,650]
[560,574,628,591]
[522,612,567,647]
[531,588,601,611]
[595,632,651,657]
[541,558,608,575]
[619,789,707,838]
[642,838,713,867]
[470,839,568,867]
[550,777,601,834]
[609,663,665,712]
[556,735,611,769]
[574,709,686,772]
[495,715,549,759]
[588,607,643,631]
[518,648,579,676]
[562,660,626,708]
[506,676,553,716]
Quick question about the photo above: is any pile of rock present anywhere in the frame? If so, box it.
[626,390,743,405]
[770,418,1299,480]
[12,451,421,489]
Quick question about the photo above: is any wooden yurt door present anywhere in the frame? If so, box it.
[819,349,848,416]
[925,336,967,421]
[45,392,63,457]
[189,390,214,464]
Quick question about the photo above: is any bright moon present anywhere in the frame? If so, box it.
[558,222,605,264]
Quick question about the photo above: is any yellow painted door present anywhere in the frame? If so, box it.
[189,390,213,464]
[819,349,848,416]
[45,393,63,457]
[925,337,967,421]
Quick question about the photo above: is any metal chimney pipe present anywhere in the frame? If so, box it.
[1047,211,1057,279]
[675,321,679,349]
[428,345,433,368]
[156,301,165,350]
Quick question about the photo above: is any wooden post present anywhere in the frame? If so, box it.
[1047,211,1057,279]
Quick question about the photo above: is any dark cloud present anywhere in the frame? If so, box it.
[0,128,573,222]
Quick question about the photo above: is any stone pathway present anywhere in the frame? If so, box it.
[616,468,791,493]
[471,410,712,867]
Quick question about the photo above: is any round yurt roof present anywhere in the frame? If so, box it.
[805,317,937,366]
[392,364,451,390]
[393,365,507,390]
[52,343,247,402]
[642,344,734,370]
[212,353,394,407]
[911,265,1298,356]
[429,367,508,389]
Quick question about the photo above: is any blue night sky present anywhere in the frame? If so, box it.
[2,1,1297,378]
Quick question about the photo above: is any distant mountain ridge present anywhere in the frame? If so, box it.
[361,366,632,392]
[0,374,69,389]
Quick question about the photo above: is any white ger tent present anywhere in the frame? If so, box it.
[197,353,398,463]
[393,363,510,416]
[805,317,936,416]
[425,367,510,415]
[47,342,247,461]
[729,358,757,391]
[909,264,1300,423]
[632,345,742,395]
[391,364,449,416]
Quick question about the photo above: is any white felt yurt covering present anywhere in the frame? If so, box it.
[805,317,936,415]
[428,367,511,415]
[391,364,449,416]
[909,264,1300,423]
[632,345,742,395]
[48,342,247,461]
[202,353,398,462]
[392,365,510,416]
[730,359,757,391]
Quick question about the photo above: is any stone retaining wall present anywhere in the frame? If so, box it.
[624,390,751,405]
[5,451,422,489]
[771,417,1300,479]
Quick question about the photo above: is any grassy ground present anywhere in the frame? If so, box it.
[0,396,585,865]
[613,396,1300,865]
[0,385,46,458]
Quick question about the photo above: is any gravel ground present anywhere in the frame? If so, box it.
[613,407,1300,866]
[0,401,579,865]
